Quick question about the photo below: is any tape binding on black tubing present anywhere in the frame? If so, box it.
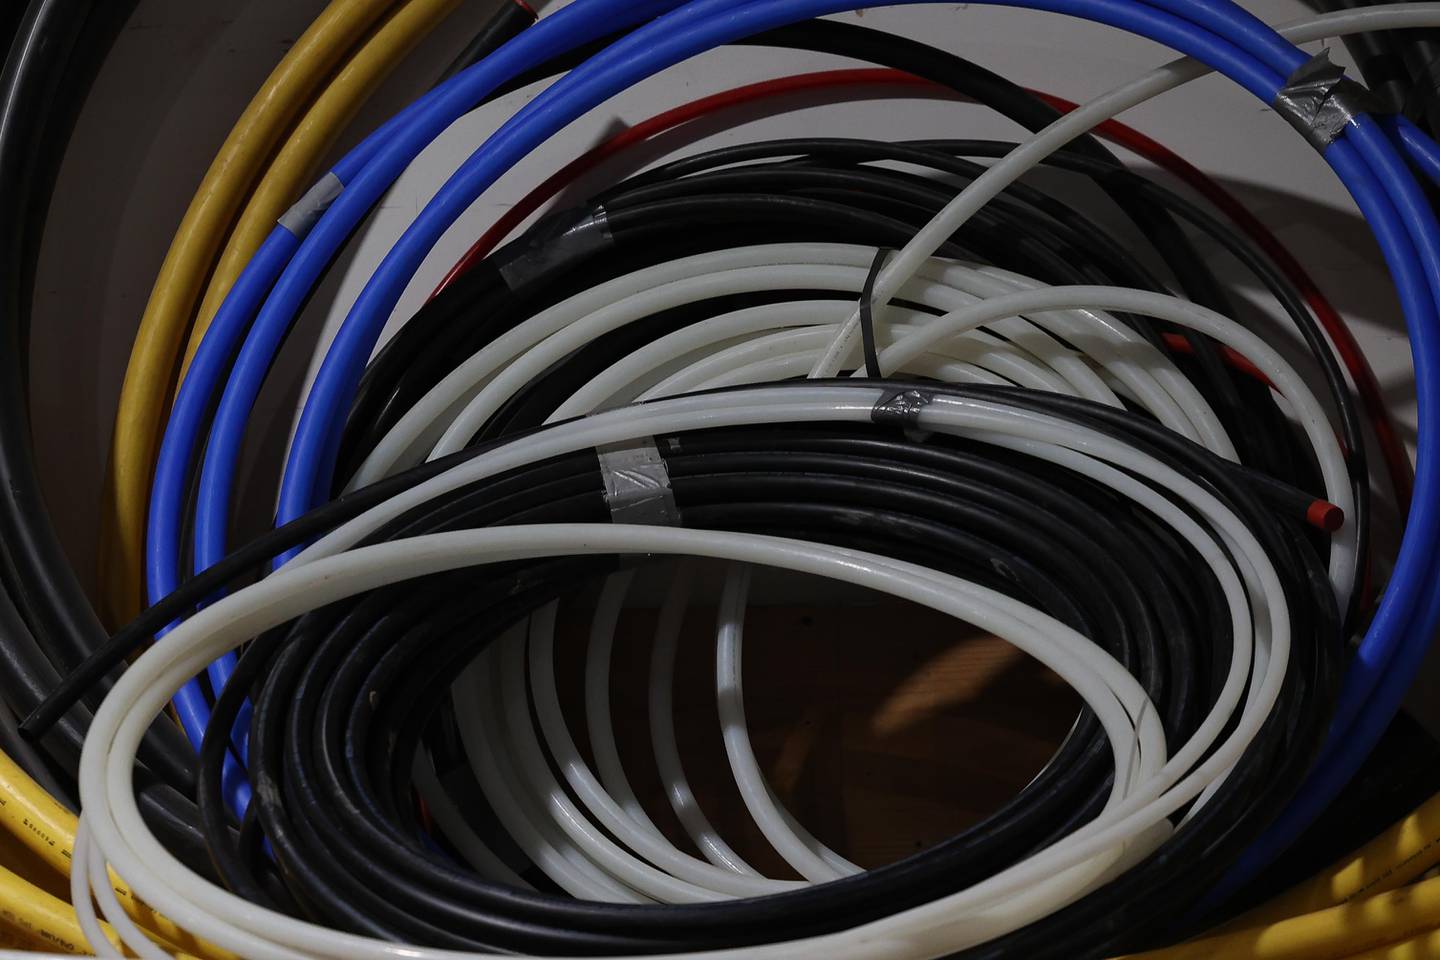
[596,439,680,526]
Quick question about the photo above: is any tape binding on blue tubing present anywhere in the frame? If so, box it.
[1272,50,1383,151]
[155,0,1439,899]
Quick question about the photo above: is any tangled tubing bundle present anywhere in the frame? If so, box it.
[7,1,1440,958]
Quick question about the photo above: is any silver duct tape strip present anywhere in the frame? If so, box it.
[278,172,344,237]
[871,388,935,442]
[597,440,680,526]
[1273,49,1381,151]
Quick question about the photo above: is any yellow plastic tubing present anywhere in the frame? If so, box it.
[1126,871,1440,960]
[1340,926,1440,959]
[1241,791,1440,927]
[0,748,229,959]
[1120,787,1440,959]
[100,0,396,627]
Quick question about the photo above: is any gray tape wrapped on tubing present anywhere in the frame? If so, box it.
[871,387,935,442]
[596,439,681,526]
[494,205,614,289]
[278,172,344,237]
[1272,49,1383,150]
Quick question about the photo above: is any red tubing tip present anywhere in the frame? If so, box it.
[1307,500,1345,533]
[514,0,538,19]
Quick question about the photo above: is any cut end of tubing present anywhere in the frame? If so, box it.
[1307,499,1345,533]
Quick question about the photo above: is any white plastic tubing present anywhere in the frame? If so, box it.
[348,237,1341,902]
[81,386,1280,960]
[388,242,1345,904]
[77,3,1440,958]
[341,233,1342,905]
